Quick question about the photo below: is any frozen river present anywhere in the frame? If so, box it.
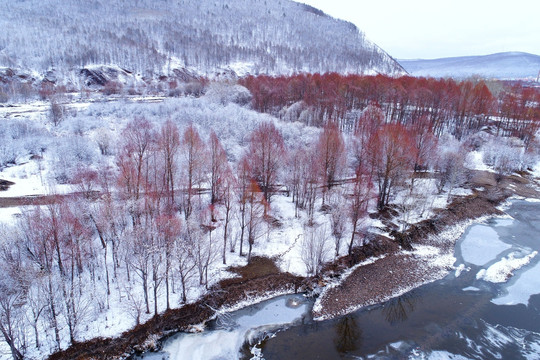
[138,294,312,360]
[141,199,540,359]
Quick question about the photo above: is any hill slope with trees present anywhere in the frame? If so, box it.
[0,0,403,79]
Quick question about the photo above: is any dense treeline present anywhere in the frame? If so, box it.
[241,73,540,144]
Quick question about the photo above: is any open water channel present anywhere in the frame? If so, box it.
[141,199,540,359]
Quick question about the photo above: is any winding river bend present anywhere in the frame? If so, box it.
[142,199,540,359]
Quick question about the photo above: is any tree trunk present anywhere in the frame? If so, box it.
[348,220,358,256]
[180,273,187,303]
[142,275,150,314]
[47,275,61,350]
[104,246,110,298]
[153,280,158,316]
[248,238,253,263]
[0,325,24,360]
[32,318,40,349]
[165,258,170,310]
[239,213,245,256]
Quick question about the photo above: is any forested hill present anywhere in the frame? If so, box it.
[0,0,404,78]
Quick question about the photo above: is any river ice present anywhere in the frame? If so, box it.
[403,321,540,360]
[153,295,309,360]
[459,225,511,266]
[491,260,540,306]
[491,218,514,227]
[426,351,472,360]
[459,216,540,306]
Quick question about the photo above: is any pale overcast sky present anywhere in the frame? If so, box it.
[299,0,540,59]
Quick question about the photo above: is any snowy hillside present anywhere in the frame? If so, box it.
[399,52,540,79]
[0,0,403,79]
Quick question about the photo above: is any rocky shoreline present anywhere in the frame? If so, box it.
[313,171,539,320]
[47,171,539,360]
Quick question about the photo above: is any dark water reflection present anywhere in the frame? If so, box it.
[260,279,495,359]
[382,291,417,325]
[259,200,540,359]
[333,316,362,354]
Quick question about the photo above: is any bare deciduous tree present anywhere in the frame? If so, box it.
[220,167,236,264]
[317,122,346,200]
[367,124,416,210]
[248,122,285,205]
[117,117,156,202]
[236,156,251,257]
[245,180,265,263]
[181,124,207,219]
[49,97,65,127]
[301,224,330,276]
[175,226,196,303]
[209,131,228,211]
[348,168,373,255]
[329,190,347,258]
[158,120,181,212]
[0,237,28,360]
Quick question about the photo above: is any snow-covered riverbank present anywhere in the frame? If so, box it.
[312,176,540,320]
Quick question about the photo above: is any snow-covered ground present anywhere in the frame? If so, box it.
[464,150,491,172]
[476,251,537,283]
[0,93,534,360]
[0,157,74,198]
[0,207,23,224]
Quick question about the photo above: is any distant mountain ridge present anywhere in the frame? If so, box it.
[399,52,540,79]
[0,0,404,81]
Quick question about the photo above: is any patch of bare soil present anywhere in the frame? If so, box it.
[320,234,400,277]
[468,170,540,199]
[314,253,445,319]
[224,256,281,284]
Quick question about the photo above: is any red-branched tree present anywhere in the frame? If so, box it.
[247,122,285,205]
[208,130,228,219]
[354,103,385,167]
[116,117,156,201]
[181,124,207,219]
[316,122,346,200]
[367,124,417,210]
[348,166,374,255]
[411,115,438,173]
[158,120,181,213]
